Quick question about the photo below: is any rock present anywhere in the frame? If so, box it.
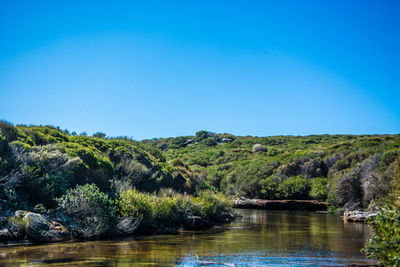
[221,138,233,143]
[116,217,141,235]
[23,212,71,242]
[14,210,28,218]
[252,144,267,153]
[343,211,376,223]
[184,139,195,146]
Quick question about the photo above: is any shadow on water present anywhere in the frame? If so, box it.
[0,209,377,266]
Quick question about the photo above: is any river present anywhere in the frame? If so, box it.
[0,209,377,266]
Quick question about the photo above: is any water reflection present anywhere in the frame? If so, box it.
[0,209,377,266]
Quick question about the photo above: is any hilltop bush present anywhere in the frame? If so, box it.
[0,121,18,142]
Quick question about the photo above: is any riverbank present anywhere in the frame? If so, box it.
[233,198,327,211]
[0,209,377,266]
[0,189,235,244]
[0,209,235,244]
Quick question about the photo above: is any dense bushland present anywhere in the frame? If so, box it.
[2,122,399,213]
[0,121,232,238]
[1,122,399,260]
[0,121,189,211]
[1,122,399,238]
[148,130,400,211]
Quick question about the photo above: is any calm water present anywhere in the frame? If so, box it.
[0,209,377,266]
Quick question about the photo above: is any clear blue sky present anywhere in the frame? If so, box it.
[0,0,399,139]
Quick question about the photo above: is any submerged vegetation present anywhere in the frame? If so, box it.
[0,120,399,262]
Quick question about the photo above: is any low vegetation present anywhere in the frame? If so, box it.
[147,130,399,211]
[0,120,399,262]
[116,188,231,231]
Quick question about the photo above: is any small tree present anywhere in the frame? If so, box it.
[195,130,213,141]
[116,189,153,219]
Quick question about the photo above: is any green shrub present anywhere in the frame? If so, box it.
[34,203,46,213]
[195,190,232,221]
[57,184,117,238]
[277,176,311,199]
[309,178,328,201]
[381,149,399,167]
[362,205,400,265]
[173,193,203,218]
[116,189,153,219]
[195,130,213,141]
[116,188,229,227]
[151,196,178,223]
[8,215,27,232]
[260,176,279,199]
[202,137,218,146]
[116,188,232,227]
[10,140,31,149]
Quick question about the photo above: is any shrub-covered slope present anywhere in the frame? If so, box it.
[1,122,399,213]
[0,122,233,240]
[0,121,191,211]
[146,130,400,211]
